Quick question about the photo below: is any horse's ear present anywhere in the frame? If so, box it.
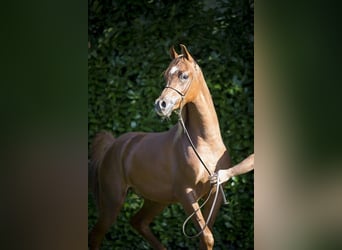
[180,44,193,61]
[169,46,178,59]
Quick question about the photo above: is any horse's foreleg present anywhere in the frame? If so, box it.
[180,189,214,250]
[130,199,166,250]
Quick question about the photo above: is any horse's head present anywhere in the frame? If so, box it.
[155,44,201,118]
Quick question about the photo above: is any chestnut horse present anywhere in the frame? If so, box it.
[89,45,231,250]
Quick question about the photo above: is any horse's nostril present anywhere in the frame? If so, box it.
[161,101,167,108]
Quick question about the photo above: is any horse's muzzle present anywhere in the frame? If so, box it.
[154,98,174,117]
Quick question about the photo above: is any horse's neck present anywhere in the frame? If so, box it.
[182,80,223,144]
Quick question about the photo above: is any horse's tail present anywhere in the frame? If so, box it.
[89,131,115,209]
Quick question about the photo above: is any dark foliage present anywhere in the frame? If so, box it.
[88,0,254,249]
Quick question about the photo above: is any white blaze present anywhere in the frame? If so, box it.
[169,66,178,75]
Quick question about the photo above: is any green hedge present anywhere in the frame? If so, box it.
[89,0,254,249]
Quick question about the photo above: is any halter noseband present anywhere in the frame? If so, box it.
[164,86,185,97]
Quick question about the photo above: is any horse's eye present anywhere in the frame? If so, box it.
[180,73,189,80]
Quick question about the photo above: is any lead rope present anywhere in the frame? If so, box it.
[182,176,226,238]
[176,97,228,238]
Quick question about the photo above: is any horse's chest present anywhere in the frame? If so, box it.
[185,144,222,167]
[180,145,223,185]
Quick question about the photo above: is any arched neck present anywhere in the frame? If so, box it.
[180,81,223,144]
